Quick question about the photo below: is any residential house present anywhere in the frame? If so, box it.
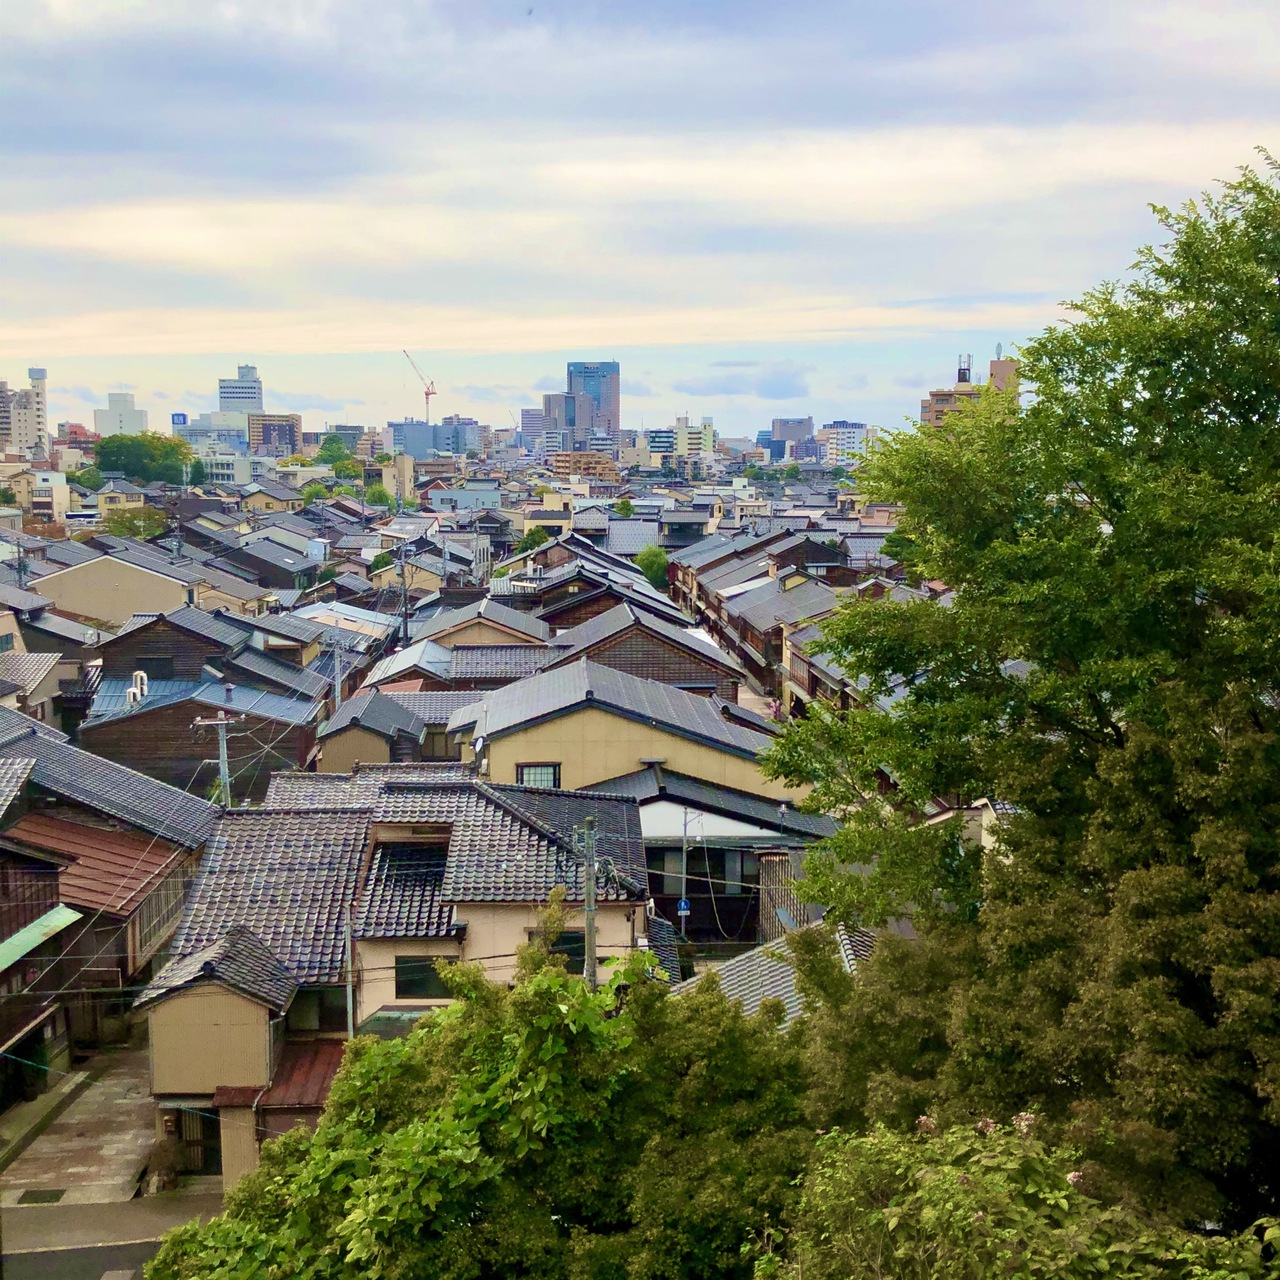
[316,689,475,771]
[412,598,551,648]
[134,768,651,1183]
[448,660,808,800]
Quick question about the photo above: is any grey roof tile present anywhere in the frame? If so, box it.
[416,598,551,643]
[385,690,493,725]
[0,757,35,817]
[135,925,298,1011]
[319,690,426,741]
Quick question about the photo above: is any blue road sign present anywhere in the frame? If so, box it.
[677,898,691,917]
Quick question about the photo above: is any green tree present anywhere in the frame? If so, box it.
[764,160,1280,1224]
[333,484,358,498]
[615,497,635,518]
[95,432,193,485]
[364,483,393,508]
[0,486,15,507]
[102,505,168,540]
[187,458,207,487]
[765,1121,1277,1280]
[369,551,394,573]
[300,482,327,504]
[372,452,393,464]
[146,948,811,1280]
[515,525,551,553]
[634,544,669,591]
[780,463,801,481]
[315,434,352,464]
[333,459,362,481]
[68,466,104,491]
[318,565,338,583]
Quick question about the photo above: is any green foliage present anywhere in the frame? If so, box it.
[102,505,168,539]
[764,1122,1278,1280]
[332,484,358,498]
[615,497,635,518]
[491,565,509,578]
[780,463,801,481]
[187,458,207,487]
[318,565,338,583]
[364,483,393,508]
[146,957,811,1280]
[0,486,16,506]
[466,449,479,460]
[369,551,393,573]
[95,432,193,485]
[372,452,393,464]
[634,544,669,591]
[315,434,352,464]
[515,525,551,553]
[764,159,1280,1223]
[300,482,327,504]
[68,465,104,491]
[332,459,362,480]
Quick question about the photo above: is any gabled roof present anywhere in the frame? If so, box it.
[385,690,493,725]
[672,923,875,1026]
[448,660,772,759]
[227,611,326,644]
[0,651,61,697]
[722,575,840,631]
[86,679,321,728]
[0,706,219,847]
[415,598,551,644]
[225,647,332,700]
[362,636,453,687]
[318,690,426,742]
[135,926,298,1012]
[447,644,555,682]
[104,605,247,652]
[545,603,741,675]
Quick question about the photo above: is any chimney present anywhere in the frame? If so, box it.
[224,683,234,704]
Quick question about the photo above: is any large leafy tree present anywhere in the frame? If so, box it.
[146,941,810,1280]
[103,505,168,539]
[95,432,193,485]
[765,159,1280,1223]
[634,544,669,592]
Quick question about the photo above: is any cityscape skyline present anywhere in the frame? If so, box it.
[3,2,1273,437]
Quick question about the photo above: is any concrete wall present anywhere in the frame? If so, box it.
[483,706,806,801]
[148,985,271,1095]
[36,557,189,626]
[319,725,391,774]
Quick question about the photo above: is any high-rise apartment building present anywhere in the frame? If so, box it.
[920,356,1018,427]
[519,409,549,453]
[0,368,48,453]
[770,417,814,443]
[176,412,250,454]
[566,361,620,440]
[824,420,868,465]
[543,393,595,449]
[94,391,150,437]
[219,364,264,414]
[248,413,302,456]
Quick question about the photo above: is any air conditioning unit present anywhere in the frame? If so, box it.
[130,670,149,697]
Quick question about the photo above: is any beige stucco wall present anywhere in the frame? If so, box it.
[219,1106,260,1190]
[198,584,269,616]
[148,985,271,1095]
[436,620,538,648]
[483,706,807,800]
[36,557,189,626]
[355,937,462,1024]
[319,725,392,773]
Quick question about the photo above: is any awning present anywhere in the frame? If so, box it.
[0,904,83,974]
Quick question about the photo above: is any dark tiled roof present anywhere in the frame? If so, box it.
[162,605,249,649]
[234,611,327,643]
[547,603,740,673]
[42,540,103,567]
[353,842,451,940]
[0,707,219,847]
[385,690,491,725]
[645,915,681,986]
[417,598,551,643]
[0,757,35,817]
[319,690,426,742]
[0,651,61,696]
[605,520,659,557]
[447,644,555,681]
[225,647,332,699]
[448,660,771,759]
[723,576,839,630]
[172,809,370,984]
[136,925,298,1011]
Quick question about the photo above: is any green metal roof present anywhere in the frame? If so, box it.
[0,904,83,973]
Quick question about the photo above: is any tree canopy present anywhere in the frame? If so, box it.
[764,158,1280,1225]
[614,497,635,518]
[95,432,193,485]
[634,543,669,591]
[102,505,168,539]
[332,459,362,480]
[364,482,393,508]
[515,525,551,553]
[315,434,352,464]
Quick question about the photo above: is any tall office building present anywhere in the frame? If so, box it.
[771,416,814,443]
[543,392,595,449]
[248,413,302,456]
[94,391,150,437]
[519,409,549,451]
[566,361,620,440]
[0,368,47,453]
[219,364,264,414]
[824,420,868,465]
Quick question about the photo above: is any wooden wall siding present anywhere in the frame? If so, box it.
[583,631,737,699]
[101,620,223,681]
[79,702,315,800]
[541,592,620,629]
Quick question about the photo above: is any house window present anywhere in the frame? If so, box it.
[548,930,586,975]
[286,986,349,1033]
[0,634,13,652]
[515,763,560,788]
[394,956,452,1000]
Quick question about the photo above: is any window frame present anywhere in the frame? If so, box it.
[515,762,561,789]
[394,955,453,1000]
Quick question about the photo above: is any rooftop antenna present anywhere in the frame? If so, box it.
[957,354,972,385]
[995,342,1003,360]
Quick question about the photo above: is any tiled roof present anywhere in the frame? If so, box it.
[162,605,250,649]
[136,926,298,1011]
[672,923,875,1026]
[384,690,490,725]
[0,707,219,847]
[225,647,332,700]
[416,598,551,644]
[0,757,35,817]
[318,690,426,741]
[644,915,681,985]
[20,610,109,646]
[171,809,370,984]
[353,841,451,939]
[85,680,321,728]
[447,644,555,681]
[605,520,659,557]
[41,540,103,567]
[448,660,772,759]
[0,651,61,697]
[722,576,839,630]
[363,637,453,687]
[262,763,472,807]
[546,603,740,673]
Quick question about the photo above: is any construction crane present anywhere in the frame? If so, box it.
[402,350,436,425]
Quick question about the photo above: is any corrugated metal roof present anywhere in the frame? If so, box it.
[0,904,83,974]
[259,1040,346,1109]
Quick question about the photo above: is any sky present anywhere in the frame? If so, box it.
[1,0,1276,439]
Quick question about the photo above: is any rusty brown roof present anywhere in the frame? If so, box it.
[259,1040,345,1109]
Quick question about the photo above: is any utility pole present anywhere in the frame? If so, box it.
[343,906,355,1038]
[679,806,690,939]
[398,543,411,647]
[193,709,237,806]
[576,816,598,992]
[332,638,345,708]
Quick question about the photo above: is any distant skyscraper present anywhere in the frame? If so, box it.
[0,368,47,452]
[520,409,549,451]
[770,417,814,443]
[219,364,264,413]
[248,413,301,456]
[543,393,595,449]
[824,420,868,465]
[94,391,149,437]
[566,361,620,440]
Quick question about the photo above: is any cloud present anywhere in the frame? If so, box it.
[275,392,361,411]
[108,379,135,390]
[673,362,813,400]
[839,375,870,391]
[894,374,928,389]
[57,384,99,404]
[710,360,760,368]
[532,375,563,392]
[621,378,656,396]
[454,383,535,404]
